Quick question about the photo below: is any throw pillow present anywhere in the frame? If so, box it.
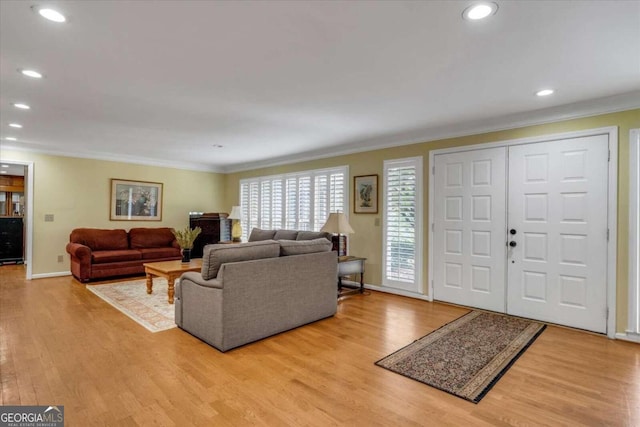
[296,231,332,241]
[248,228,277,242]
[273,229,299,240]
[279,238,333,256]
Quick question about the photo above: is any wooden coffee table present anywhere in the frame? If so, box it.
[143,259,202,304]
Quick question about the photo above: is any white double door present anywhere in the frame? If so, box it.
[433,135,609,333]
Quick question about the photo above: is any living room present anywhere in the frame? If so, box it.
[1,1,639,425]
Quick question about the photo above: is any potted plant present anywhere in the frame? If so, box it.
[171,226,202,263]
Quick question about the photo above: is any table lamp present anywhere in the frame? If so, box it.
[228,206,243,242]
[320,212,354,256]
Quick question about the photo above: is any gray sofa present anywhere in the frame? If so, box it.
[175,238,337,352]
[247,227,332,242]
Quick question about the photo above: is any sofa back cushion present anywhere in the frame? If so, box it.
[279,238,333,256]
[296,231,332,241]
[70,228,129,251]
[248,228,277,242]
[129,227,176,249]
[202,240,280,280]
[273,229,299,240]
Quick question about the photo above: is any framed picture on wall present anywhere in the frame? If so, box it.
[110,179,163,221]
[354,174,378,214]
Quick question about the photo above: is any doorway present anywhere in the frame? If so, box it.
[430,128,617,335]
[0,159,34,279]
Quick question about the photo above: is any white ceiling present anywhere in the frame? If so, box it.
[1,1,639,173]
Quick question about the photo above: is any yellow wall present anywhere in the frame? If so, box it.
[0,150,227,275]
[224,109,640,332]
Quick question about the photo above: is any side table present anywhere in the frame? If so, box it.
[338,256,366,295]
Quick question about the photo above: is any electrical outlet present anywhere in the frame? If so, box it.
[57,255,63,263]
[374,217,380,226]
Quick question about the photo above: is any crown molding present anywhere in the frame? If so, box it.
[221,90,640,173]
[0,144,224,174]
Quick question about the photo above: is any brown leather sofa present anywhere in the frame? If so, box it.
[66,227,181,282]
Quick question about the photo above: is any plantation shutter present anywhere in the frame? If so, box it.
[329,172,345,214]
[260,180,272,229]
[383,157,423,292]
[239,166,348,236]
[286,177,299,229]
[272,179,283,229]
[314,175,329,231]
[298,177,312,230]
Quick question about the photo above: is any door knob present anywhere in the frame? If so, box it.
[509,241,517,247]
[510,229,517,235]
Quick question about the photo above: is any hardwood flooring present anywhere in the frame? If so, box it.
[1,264,638,426]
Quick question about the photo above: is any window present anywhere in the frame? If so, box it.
[629,129,640,339]
[239,166,348,240]
[383,157,423,292]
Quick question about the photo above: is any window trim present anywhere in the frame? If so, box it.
[382,156,423,293]
[628,128,640,340]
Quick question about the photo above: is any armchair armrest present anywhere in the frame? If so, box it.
[66,242,91,261]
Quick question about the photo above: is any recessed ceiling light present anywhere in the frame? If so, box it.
[536,89,555,97]
[5,137,17,141]
[19,69,43,78]
[462,2,498,21]
[35,7,66,23]
[1,165,9,168]
[0,171,7,174]
[13,103,30,109]
[9,123,23,128]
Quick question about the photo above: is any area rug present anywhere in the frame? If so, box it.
[375,310,546,403]
[86,278,176,333]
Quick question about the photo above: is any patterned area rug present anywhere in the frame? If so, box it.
[375,310,546,403]
[86,278,176,333]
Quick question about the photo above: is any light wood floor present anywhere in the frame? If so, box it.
[1,264,638,426]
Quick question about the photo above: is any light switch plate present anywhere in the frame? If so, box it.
[44,214,54,222]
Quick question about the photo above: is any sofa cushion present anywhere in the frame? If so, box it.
[296,231,332,241]
[139,247,181,260]
[129,227,176,249]
[70,228,129,251]
[201,240,280,280]
[279,238,333,256]
[273,229,299,240]
[92,249,142,264]
[248,228,277,242]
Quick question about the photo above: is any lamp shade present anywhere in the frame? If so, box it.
[320,212,354,234]
[228,206,243,220]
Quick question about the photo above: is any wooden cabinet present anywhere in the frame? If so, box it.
[0,217,24,263]
[0,174,25,263]
[0,175,25,217]
[189,213,231,258]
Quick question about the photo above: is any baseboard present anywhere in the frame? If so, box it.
[362,283,432,301]
[615,332,640,343]
[31,271,71,279]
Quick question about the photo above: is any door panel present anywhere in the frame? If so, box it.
[507,135,608,333]
[433,147,507,312]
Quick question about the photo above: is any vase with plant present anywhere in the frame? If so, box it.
[171,226,202,263]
